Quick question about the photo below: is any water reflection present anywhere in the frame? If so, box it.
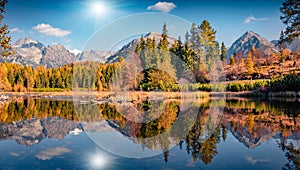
[76,99,223,158]
[0,97,299,168]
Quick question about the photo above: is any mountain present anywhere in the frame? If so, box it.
[229,123,275,149]
[227,31,279,58]
[40,44,76,68]
[288,38,300,53]
[106,32,177,63]
[2,38,114,68]
[3,38,76,68]
[6,38,45,67]
[271,37,300,53]
[76,50,113,63]
[0,117,81,146]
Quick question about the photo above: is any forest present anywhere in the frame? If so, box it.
[0,20,299,93]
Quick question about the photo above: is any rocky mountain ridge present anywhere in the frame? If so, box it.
[227,31,279,58]
[0,117,81,146]
[3,38,113,68]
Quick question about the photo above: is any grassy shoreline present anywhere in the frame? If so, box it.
[2,90,300,100]
[2,74,299,99]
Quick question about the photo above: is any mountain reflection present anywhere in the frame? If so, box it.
[0,97,299,165]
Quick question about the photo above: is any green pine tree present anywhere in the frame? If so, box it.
[158,23,176,79]
[220,42,227,61]
[189,23,198,51]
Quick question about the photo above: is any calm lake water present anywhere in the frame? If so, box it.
[0,97,299,169]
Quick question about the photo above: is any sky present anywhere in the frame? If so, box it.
[6,0,286,52]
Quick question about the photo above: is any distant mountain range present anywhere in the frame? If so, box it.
[3,38,76,68]
[0,117,81,146]
[271,38,300,53]
[2,31,299,68]
[77,50,113,63]
[1,38,113,68]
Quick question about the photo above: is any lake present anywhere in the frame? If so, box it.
[0,97,299,169]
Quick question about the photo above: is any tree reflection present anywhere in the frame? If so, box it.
[278,141,300,170]
[0,98,299,165]
[185,120,221,164]
[0,98,77,123]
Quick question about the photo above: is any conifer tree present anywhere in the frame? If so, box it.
[198,20,217,62]
[151,37,159,68]
[229,55,235,65]
[145,37,154,68]
[279,30,286,49]
[185,31,190,47]
[246,52,254,74]
[280,0,300,43]
[189,23,198,51]
[158,23,176,79]
[136,36,147,68]
[0,0,12,57]
[220,42,227,61]
[162,22,167,39]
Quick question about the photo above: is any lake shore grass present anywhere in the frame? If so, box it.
[2,91,210,100]
[2,90,300,100]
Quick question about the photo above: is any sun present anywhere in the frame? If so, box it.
[89,153,108,168]
[90,1,107,17]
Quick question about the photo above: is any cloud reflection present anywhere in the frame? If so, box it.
[10,152,20,157]
[245,156,270,165]
[35,147,71,160]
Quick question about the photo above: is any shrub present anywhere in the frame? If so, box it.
[268,74,300,92]
[34,88,66,92]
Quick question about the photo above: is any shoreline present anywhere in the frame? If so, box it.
[2,91,300,100]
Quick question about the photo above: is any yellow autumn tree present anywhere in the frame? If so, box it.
[0,63,11,91]
[246,52,254,74]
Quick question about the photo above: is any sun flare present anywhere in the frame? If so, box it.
[90,153,108,168]
[90,1,107,17]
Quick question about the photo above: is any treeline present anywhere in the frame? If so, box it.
[0,62,121,92]
[0,60,299,92]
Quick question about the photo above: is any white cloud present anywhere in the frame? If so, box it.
[33,23,71,37]
[147,2,176,13]
[35,147,71,160]
[10,27,24,33]
[244,15,268,24]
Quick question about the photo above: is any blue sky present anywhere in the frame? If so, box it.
[6,0,285,52]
